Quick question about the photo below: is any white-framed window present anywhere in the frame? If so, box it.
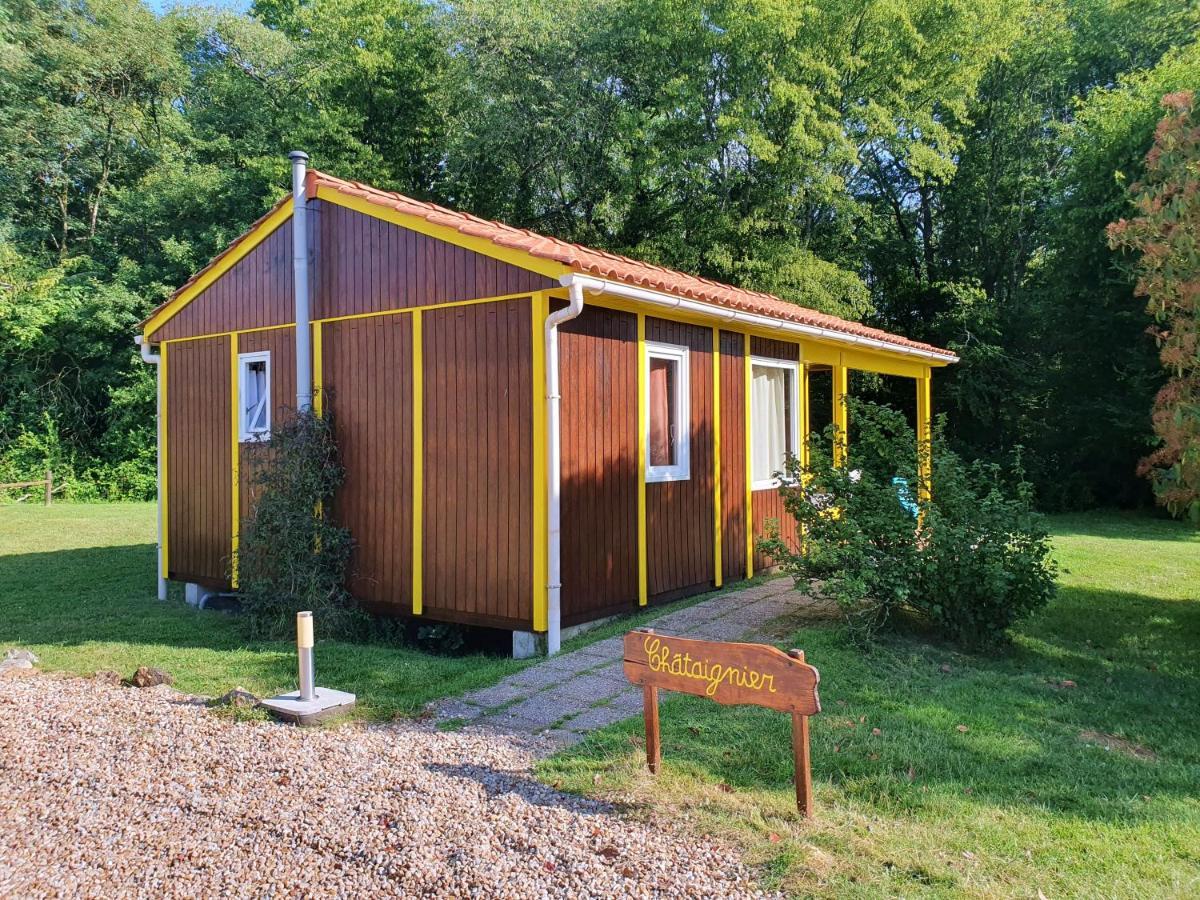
[238,350,271,442]
[644,340,691,482]
[750,356,801,489]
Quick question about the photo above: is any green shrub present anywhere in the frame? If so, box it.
[760,399,1056,650]
[234,404,367,640]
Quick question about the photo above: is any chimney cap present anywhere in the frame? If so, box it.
[288,150,309,162]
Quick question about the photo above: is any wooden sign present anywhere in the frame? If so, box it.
[623,628,822,817]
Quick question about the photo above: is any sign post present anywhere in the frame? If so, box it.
[624,628,821,817]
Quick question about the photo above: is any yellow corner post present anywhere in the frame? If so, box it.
[312,321,323,417]
[916,368,932,503]
[743,333,754,579]
[799,362,810,469]
[636,312,649,605]
[832,358,849,467]
[411,311,424,615]
[160,342,169,580]
[531,293,549,629]
[712,327,722,588]
[230,333,240,588]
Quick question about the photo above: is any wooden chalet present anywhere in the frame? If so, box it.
[138,154,957,655]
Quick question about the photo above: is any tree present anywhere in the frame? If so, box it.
[1108,91,1200,522]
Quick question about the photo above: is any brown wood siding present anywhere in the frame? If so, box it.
[753,487,798,571]
[422,300,533,629]
[150,201,555,343]
[748,335,801,570]
[236,327,297,532]
[559,306,639,624]
[719,330,747,581]
[151,221,295,342]
[750,336,800,362]
[166,335,232,587]
[645,317,715,598]
[321,315,414,612]
[313,201,555,321]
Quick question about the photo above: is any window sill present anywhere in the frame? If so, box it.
[647,469,691,484]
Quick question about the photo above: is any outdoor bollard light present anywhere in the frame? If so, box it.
[261,610,355,725]
[297,611,315,702]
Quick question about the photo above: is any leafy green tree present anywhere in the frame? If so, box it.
[1108,91,1200,522]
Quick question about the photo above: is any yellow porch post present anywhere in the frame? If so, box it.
[799,362,810,469]
[832,359,849,467]
[916,368,932,503]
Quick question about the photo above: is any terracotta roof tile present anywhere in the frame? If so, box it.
[311,172,954,360]
[146,169,955,362]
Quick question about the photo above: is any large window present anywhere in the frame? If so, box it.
[645,341,690,482]
[238,350,271,442]
[751,357,800,489]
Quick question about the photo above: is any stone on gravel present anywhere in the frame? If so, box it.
[130,666,173,688]
[210,687,259,709]
[0,674,774,898]
[93,670,123,686]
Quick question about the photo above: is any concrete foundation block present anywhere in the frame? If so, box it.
[512,630,545,659]
[184,582,208,607]
[261,687,356,725]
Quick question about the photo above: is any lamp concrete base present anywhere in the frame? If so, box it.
[261,687,356,725]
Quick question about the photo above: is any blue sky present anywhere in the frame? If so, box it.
[143,0,251,14]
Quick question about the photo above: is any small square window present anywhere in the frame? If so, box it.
[238,351,271,442]
[751,357,800,489]
[645,341,690,482]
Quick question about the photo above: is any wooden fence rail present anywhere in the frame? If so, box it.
[0,469,55,505]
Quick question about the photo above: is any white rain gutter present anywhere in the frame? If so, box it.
[135,335,168,602]
[561,273,959,365]
[544,279,585,655]
[290,151,313,409]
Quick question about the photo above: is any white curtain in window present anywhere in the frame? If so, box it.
[245,364,268,432]
[752,365,789,483]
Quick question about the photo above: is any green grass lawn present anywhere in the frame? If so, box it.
[0,502,538,719]
[539,512,1200,898]
[0,501,760,719]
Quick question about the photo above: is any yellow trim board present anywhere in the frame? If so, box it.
[160,342,169,580]
[316,187,570,282]
[583,293,952,374]
[143,198,293,340]
[636,312,648,605]
[411,310,425,615]
[156,293,538,347]
[743,332,754,578]
[312,321,324,417]
[712,326,723,588]
[531,293,549,631]
[916,369,932,504]
[832,361,849,467]
[229,333,240,588]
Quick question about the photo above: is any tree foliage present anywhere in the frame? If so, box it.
[0,0,1196,509]
[1108,91,1200,522]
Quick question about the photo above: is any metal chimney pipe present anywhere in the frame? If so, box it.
[290,151,312,410]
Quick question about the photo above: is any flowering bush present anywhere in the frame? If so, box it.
[759,399,1056,649]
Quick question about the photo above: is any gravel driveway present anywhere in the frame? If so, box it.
[0,672,771,898]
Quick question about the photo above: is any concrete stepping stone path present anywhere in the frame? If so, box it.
[435,577,821,746]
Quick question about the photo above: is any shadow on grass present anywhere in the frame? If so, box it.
[546,583,1200,826]
[0,543,529,719]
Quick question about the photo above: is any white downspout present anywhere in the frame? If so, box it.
[135,335,167,602]
[545,278,585,655]
[290,151,313,409]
